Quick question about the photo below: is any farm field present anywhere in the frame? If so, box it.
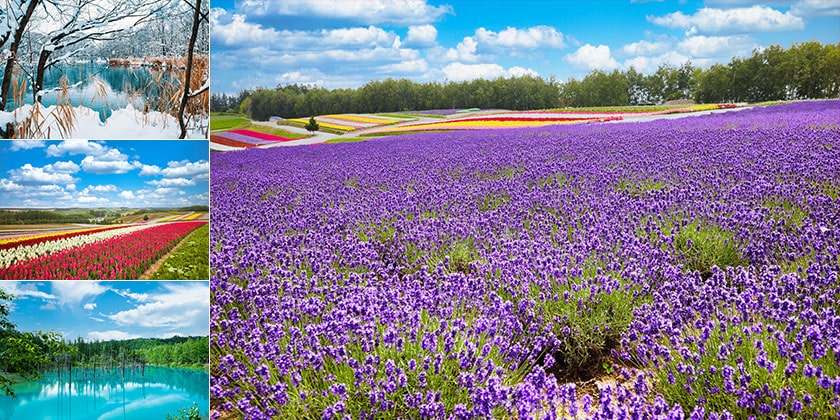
[0,220,208,280]
[210,112,310,150]
[211,105,742,151]
[210,101,840,418]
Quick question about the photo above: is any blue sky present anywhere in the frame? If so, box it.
[210,0,840,94]
[1,281,209,341]
[0,140,209,208]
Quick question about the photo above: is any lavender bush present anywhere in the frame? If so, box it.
[211,101,840,419]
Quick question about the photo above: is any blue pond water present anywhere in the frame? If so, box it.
[0,366,209,420]
[3,63,176,120]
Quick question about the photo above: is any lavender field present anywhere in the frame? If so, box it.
[210,101,840,419]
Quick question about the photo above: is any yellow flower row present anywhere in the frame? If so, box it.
[323,114,402,125]
[182,213,204,221]
[692,104,722,112]
[379,119,584,133]
[288,118,356,132]
[0,226,104,246]
[157,214,185,222]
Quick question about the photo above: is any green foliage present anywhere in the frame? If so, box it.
[654,315,839,418]
[762,198,808,230]
[478,192,511,211]
[150,224,210,280]
[165,402,206,420]
[616,178,666,197]
[304,116,320,132]
[673,222,748,278]
[139,337,209,367]
[0,288,62,397]
[525,270,645,374]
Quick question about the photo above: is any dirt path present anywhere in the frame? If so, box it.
[138,231,193,280]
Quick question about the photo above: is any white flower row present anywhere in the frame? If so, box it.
[0,224,159,268]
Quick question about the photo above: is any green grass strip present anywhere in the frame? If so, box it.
[150,224,209,280]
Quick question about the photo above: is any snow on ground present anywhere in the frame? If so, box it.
[0,103,207,139]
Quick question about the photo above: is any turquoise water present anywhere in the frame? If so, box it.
[0,366,209,420]
[2,63,177,119]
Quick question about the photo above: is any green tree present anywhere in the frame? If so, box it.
[304,116,320,132]
[0,287,60,397]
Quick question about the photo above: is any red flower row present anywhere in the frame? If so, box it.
[0,222,207,280]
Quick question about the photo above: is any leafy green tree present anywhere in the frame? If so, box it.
[304,116,319,132]
[0,287,60,397]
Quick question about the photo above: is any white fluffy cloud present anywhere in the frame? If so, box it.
[380,59,429,74]
[0,282,57,301]
[9,140,45,151]
[138,164,162,176]
[623,50,692,74]
[442,63,538,81]
[678,35,753,57]
[565,44,620,71]
[84,303,97,310]
[404,24,438,47]
[87,330,141,341]
[791,0,840,17]
[146,178,196,187]
[475,26,566,49]
[444,37,479,62]
[44,161,80,174]
[83,184,118,193]
[45,140,107,157]
[621,40,672,56]
[0,179,23,191]
[161,160,209,179]
[119,190,136,199]
[8,163,78,185]
[236,0,454,26]
[52,282,109,305]
[648,6,805,35]
[210,9,280,47]
[80,155,137,174]
[107,282,209,330]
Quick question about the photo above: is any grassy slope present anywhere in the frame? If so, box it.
[150,224,209,280]
[211,112,310,139]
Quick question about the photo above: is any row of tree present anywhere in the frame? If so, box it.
[212,75,560,120]
[0,209,96,225]
[212,41,839,119]
[559,41,840,106]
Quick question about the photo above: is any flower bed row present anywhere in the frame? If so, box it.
[284,114,412,133]
[211,129,298,150]
[0,221,207,279]
[182,212,205,221]
[0,224,158,268]
[371,114,622,133]
[0,225,131,251]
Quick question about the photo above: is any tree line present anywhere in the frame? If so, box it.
[560,41,839,106]
[212,41,839,119]
[212,75,560,120]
